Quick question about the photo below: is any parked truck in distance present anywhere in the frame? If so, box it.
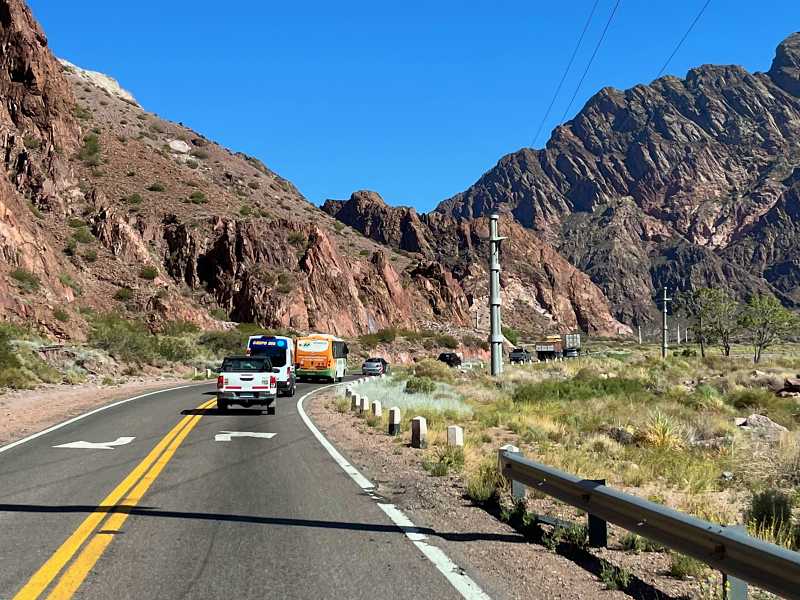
[534,333,581,361]
[509,347,534,364]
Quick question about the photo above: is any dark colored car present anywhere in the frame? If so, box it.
[509,348,533,364]
[437,352,462,368]
[362,357,390,375]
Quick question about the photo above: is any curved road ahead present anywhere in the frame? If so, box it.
[0,379,488,599]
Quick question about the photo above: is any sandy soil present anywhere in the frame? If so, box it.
[309,390,707,600]
[0,377,203,446]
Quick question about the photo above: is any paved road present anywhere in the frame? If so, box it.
[0,379,480,599]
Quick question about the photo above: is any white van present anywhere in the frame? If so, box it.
[246,335,296,397]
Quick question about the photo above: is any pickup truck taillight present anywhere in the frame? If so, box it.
[270,376,277,387]
[216,375,224,389]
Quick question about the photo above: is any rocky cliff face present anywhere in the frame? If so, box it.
[324,191,630,335]
[436,33,800,322]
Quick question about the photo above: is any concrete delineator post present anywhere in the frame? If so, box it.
[370,400,382,417]
[388,407,401,435]
[447,425,464,447]
[498,444,524,501]
[350,393,359,411]
[411,417,428,449]
[358,395,369,414]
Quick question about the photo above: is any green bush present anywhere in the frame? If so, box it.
[502,326,520,345]
[147,182,166,192]
[405,376,436,394]
[668,553,705,580]
[68,217,87,228]
[157,337,195,362]
[435,334,458,349]
[113,288,133,301]
[72,104,91,120]
[240,205,252,217]
[189,190,206,204]
[53,308,70,322]
[465,459,501,504]
[413,359,454,383]
[72,227,94,244]
[59,273,82,296]
[23,134,40,150]
[88,313,156,363]
[513,377,646,404]
[190,148,209,159]
[186,159,199,169]
[423,446,465,476]
[199,330,249,356]
[82,249,98,263]
[161,320,200,336]
[139,266,158,280]
[77,133,101,166]
[287,232,306,247]
[10,269,40,293]
[209,308,228,320]
[747,489,794,532]
[125,193,143,205]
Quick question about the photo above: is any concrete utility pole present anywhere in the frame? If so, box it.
[637,324,642,345]
[676,323,681,345]
[489,214,505,376]
[661,287,671,359]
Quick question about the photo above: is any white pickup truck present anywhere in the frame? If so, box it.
[216,355,278,413]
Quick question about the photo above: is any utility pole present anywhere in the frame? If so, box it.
[637,324,642,345]
[676,323,681,345]
[489,214,505,376]
[660,287,671,359]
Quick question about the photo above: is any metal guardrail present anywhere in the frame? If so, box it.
[499,449,800,599]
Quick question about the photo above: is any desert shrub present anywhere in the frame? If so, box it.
[157,337,195,362]
[77,133,101,166]
[113,287,133,301]
[199,329,248,356]
[64,238,77,256]
[640,411,684,450]
[620,533,663,553]
[10,269,40,293]
[72,227,94,244]
[23,134,40,150]
[190,148,209,159]
[148,121,165,133]
[248,181,259,189]
[502,326,520,345]
[465,458,502,504]
[189,191,206,204]
[28,202,43,218]
[53,308,70,322]
[668,553,705,579]
[147,182,166,192]
[72,104,91,120]
[747,489,794,533]
[413,359,454,383]
[139,266,158,280]
[405,376,436,394]
[599,562,632,590]
[125,193,143,205]
[423,446,465,476]
[239,205,252,217]
[186,159,199,169]
[358,249,370,256]
[209,308,228,320]
[435,334,458,349]
[161,320,200,336]
[512,376,646,404]
[59,273,82,295]
[88,313,156,363]
[287,232,306,247]
[82,249,98,263]
[68,217,87,228]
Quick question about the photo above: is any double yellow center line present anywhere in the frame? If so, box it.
[14,398,216,600]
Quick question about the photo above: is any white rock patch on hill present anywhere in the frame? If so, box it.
[58,59,140,107]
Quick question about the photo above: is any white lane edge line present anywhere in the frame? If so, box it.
[296,383,492,600]
[0,382,210,455]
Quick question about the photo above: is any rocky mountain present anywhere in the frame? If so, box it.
[0,0,480,339]
[433,33,800,323]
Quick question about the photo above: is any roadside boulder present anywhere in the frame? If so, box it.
[168,139,191,154]
[736,414,788,443]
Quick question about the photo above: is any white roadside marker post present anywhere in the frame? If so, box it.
[388,407,401,436]
[411,417,428,449]
[370,400,382,417]
[447,425,464,447]
[358,395,369,414]
[351,393,359,411]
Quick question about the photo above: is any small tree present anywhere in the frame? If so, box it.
[738,294,799,363]
[674,288,716,358]
[705,289,740,357]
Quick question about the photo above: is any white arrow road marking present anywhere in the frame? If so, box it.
[214,431,277,442]
[53,437,136,450]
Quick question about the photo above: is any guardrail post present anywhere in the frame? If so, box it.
[411,417,427,449]
[587,479,607,548]
[351,393,359,411]
[723,526,749,600]
[388,407,401,435]
[370,400,382,417]
[498,444,524,501]
[358,395,369,414]
[447,425,464,447]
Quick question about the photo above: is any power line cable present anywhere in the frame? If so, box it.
[560,0,622,124]
[655,0,712,78]
[532,0,601,147]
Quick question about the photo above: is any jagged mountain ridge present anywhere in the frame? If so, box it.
[0,0,484,338]
[434,33,800,323]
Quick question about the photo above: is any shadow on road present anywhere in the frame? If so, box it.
[180,408,265,416]
[0,503,524,544]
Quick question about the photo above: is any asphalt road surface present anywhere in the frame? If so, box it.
[0,379,487,599]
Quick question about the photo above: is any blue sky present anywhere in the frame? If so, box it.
[29,1,800,212]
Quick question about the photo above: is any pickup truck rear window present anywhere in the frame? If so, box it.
[221,357,273,372]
